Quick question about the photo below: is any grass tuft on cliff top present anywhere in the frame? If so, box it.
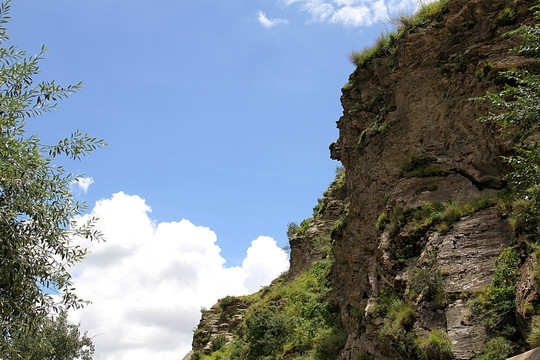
[349,0,450,68]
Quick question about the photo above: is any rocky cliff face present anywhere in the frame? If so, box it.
[188,1,539,359]
[330,0,538,358]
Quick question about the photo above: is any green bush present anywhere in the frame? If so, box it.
[372,289,399,316]
[409,264,446,306]
[380,298,416,340]
[470,247,520,331]
[399,155,446,178]
[245,310,289,359]
[296,219,313,235]
[211,334,228,352]
[527,315,540,347]
[191,351,203,360]
[219,295,239,310]
[416,330,453,360]
[314,326,347,360]
[287,222,299,239]
[474,4,540,244]
[476,337,513,360]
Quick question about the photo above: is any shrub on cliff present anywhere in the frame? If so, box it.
[245,310,289,359]
[474,4,540,242]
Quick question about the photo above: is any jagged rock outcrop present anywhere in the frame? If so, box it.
[288,172,347,279]
[192,297,249,354]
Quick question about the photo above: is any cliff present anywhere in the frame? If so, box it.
[187,0,540,359]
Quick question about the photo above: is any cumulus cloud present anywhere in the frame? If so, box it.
[280,0,419,27]
[257,10,289,28]
[71,176,94,194]
[70,192,289,360]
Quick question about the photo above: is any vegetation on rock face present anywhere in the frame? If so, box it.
[474,4,540,244]
[313,166,345,217]
[475,337,513,360]
[399,155,447,179]
[192,257,344,360]
[192,169,347,360]
[376,196,494,262]
[349,0,450,68]
[470,246,520,332]
[466,3,540,352]
[416,330,454,360]
[0,1,104,355]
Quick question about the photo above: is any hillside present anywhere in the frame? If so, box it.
[185,0,540,359]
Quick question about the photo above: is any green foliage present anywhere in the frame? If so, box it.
[191,351,204,360]
[235,258,342,360]
[211,334,229,352]
[314,326,347,360]
[350,32,399,67]
[409,262,446,307]
[367,288,400,318]
[476,69,540,143]
[6,311,94,360]
[378,197,494,238]
[399,155,446,178]
[218,296,241,323]
[527,315,540,347]
[393,0,450,31]
[474,9,540,242]
[470,247,520,331]
[376,205,408,236]
[350,0,450,68]
[245,310,289,359]
[379,297,417,356]
[287,221,299,239]
[377,197,494,262]
[333,165,346,191]
[219,295,239,311]
[0,1,105,353]
[296,218,313,235]
[506,8,540,58]
[416,330,453,360]
[313,234,332,257]
[193,328,211,348]
[497,7,516,25]
[475,337,513,360]
[313,167,346,217]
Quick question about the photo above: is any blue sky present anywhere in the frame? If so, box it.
[7,0,417,358]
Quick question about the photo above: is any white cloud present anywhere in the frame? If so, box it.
[70,192,289,360]
[331,5,371,26]
[71,176,94,194]
[279,0,418,27]
[257,10,289,28]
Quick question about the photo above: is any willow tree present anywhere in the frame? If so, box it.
[0,0,105,355]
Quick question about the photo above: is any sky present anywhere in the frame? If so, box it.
[7,0,418,358]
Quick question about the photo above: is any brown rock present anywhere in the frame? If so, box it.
[429,208,512,293]
[446,300,486,360]
[388,174,490,210]
[516,252,540,337]
[508,347,540,360]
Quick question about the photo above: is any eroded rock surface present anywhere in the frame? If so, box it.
[429,208,512,293]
